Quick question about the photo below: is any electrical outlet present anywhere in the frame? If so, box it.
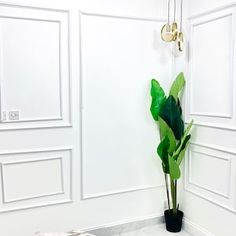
[9,111,20,121]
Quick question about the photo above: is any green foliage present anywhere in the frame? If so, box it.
[150,79,166,120]
[158,117,176,154]
[149,72,193,214]
[169,72,185,101]
[174,120,193,160]
[176,137,191,166]
[159,96,184,140]
[157,135,170,173]
[168,155,181,180]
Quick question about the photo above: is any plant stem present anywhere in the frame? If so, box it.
[164,173,171,211]
[175,180,177,212]
[170,179,177,215]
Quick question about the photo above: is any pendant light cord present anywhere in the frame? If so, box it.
[174,0,176,22]
[167,0,170,25]
[180,0,183,31]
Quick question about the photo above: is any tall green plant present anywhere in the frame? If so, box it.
[150,72,193,215]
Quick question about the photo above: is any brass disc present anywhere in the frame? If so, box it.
[177,31,184,52]
[172,22,178,41]
[161,23,173,42]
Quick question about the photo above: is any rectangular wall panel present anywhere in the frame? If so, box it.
[0,148,72,212]
[185,7,236,130]
[80,12,173,199]
[2,158,63,203]
[185,143,236,212]
[0,5,71,129]
[189,150,230,198]
[0,18,61,121]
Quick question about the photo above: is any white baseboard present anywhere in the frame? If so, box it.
[81,214,215,236]
[81,214,163,235]
[183,218,215,236]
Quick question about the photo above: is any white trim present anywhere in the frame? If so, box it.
[81,213,163,233]
[82,184,165,200]
[183,218,216,236]
[1,156,65,203]
[187,11,234,122]
[0,3,72,130]
[79,11,169,200]
[0,147,73,212]
[185,143,236,213]
[188,150,231,199]
[79,10,167,23]
[188,2,236,20]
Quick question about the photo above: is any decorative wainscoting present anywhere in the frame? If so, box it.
[79,11,172,199]
[185,5,236,130]
[0,3,71,130]
[185,143,236,213]
[0,147,72,212]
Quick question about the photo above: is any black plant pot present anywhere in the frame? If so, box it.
[164,209,184,233]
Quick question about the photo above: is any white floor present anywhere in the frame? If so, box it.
[113,224,192,236]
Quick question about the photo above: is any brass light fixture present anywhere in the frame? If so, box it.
[161,0,184,53]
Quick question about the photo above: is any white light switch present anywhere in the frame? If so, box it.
[9,111,20,120]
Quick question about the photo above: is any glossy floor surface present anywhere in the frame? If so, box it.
[114,224,193,236]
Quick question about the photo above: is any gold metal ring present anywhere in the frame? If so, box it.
[161,23,174,42]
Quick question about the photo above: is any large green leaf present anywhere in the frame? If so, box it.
[168,155,181,180]
[175,120,193,154]
[174,134,191,161]
[150,79,166,121]
[169,72,185,101]
[177,138,191,165]
[159,96,184,140]
[157,135,170,173]
[158,117,176,154]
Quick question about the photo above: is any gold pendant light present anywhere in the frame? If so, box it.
[161,0,184,53]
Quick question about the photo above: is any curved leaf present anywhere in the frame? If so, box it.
[158,117,176,154]
[177,139,191,165]
[150,79,166,121]
[175,120,193,154]
[157,135,170,173]
[159,96,184,140]
[169,72,185,100]
[168,155,181,180]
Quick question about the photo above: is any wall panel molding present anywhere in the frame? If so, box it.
[185,143,236,213]
[0,4,71,130]
[79,11,171,200]
[185,6,236,130]
[0,147,72,212]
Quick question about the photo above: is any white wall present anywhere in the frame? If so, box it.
[180,1,236,236]
[0,1,175,236]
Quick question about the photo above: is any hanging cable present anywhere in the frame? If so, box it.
[167,0,171,26]
[180,0,183,31]
[174,0,176,22]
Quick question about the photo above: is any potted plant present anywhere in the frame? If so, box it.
[150,72,193,232]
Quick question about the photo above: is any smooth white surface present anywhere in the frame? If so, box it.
[180,1,236,236]
[1,1,235,236]
[0,1,172,236]
[185,143,236,213]
[0,148,72,212]
[0,4,71,129]
[190,13,232,117]
[185,6,236,130]
[115,224,192,236]
[81,13,171,198]
[2,158,63,202]
[189,149,229,197]
[0,18,61,120]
